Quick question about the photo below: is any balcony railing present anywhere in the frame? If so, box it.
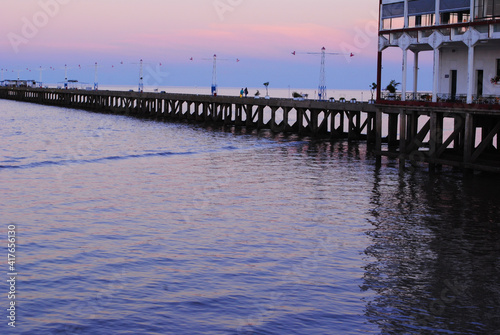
[436,93,467,103]
[380,92,500,106]
[380,92,432,101]
[437,94,500,105]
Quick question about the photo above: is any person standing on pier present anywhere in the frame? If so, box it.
[240,88,244,98]
[244,87,248,97]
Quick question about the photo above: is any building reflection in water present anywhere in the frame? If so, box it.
[365,165,500,334]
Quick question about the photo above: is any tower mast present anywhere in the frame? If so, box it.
[292,47,354,101]
[318,47,327,100]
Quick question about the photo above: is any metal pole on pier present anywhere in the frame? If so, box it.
[94,62,99,90]
[39,66,43,88]
[212,54,217,96]
[64,64,68,89]
[138,59,144,93]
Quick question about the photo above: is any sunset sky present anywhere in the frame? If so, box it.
[0,0,417,90]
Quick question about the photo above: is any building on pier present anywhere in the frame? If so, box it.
[377,0,500,107]
[57,80,92,90]
[1,80,39,88]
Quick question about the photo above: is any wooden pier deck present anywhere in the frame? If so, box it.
[1,87,499,173]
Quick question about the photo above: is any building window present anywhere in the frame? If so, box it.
[408,0,435,17]
[442,11,471,24]
[382,2,404,20]
[475,0,500,19]
[415,15,422,26]
[440,0,471,14]
[383,17,405,30]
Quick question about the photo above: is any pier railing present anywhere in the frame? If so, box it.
[380,91,500,108]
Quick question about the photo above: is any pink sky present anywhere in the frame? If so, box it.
[1,0,385,89]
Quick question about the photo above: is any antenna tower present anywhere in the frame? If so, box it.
[292,47,354,100]
[318,47,327,101]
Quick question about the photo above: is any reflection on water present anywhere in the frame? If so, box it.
[365,166,500,334]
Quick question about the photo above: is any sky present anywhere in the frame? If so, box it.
[0,0,417,90]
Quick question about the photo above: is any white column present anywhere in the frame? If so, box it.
[404,0,409,28]
[432,48,440,102]
[467,45,475,104]
[380,3,384,31]
[402,49,408,101]
[471,0,476,22]
[435,0,441,25]
[413,51,419,99]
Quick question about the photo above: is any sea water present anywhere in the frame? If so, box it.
[1,98,499,335]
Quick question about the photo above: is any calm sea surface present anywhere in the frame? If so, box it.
[1,99,500,335]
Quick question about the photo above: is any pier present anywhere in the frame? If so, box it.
[1,86,500,173]
[0,87,377,140]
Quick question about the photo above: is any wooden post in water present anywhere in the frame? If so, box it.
[399,109,407,170]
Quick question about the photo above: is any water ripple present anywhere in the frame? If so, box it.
[0,151,197,170]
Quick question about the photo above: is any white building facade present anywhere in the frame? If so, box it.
[378,0,500,105]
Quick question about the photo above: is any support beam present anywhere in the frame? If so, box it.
[388,113,399,146]
[399,110,407,168]
[429,111,439,170]
[464,113,474,167]
[406,119,431,153]
[432,48,440,103]
[413,51,419,100]
[376,51,382,101]
[403,0,409,28]
[471,120,500,162]
[467,45,475,104]
[402,49,408,102]
[375,109,383,160]
[435,0,441,25]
